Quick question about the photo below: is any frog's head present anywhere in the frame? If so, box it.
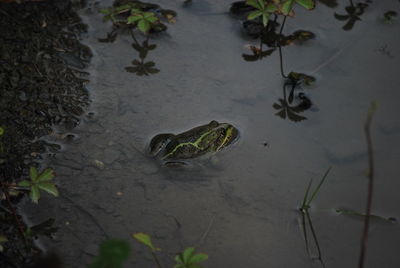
[149,133,174,156]
[198,121,239,152]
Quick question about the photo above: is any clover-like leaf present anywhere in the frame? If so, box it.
[37,168,55,182]
[190,253,208,264]
[138,19,150,33]
[30,166,38,181]
[295,0,315,10]
[248,10,263,20]
[281,0,294,15]
[30,185,40,204]
[37,182,59,197]
[127,15,142,24]
[182,247,195,263]
[18,180,31,187]
[246,0,262,10]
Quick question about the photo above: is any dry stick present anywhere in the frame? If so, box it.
[358,103,377,268]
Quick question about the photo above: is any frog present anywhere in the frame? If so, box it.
[149,120,239,166]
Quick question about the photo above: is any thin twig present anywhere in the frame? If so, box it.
[358,102,377,268]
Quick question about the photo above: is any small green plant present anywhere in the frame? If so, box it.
[127,11,159,33]
[90,239,131,268]
[174,247,208,268]
[300,167,331,211]
[17,167,59,203]
[133,232,209,268]
[246,0,315,27]
[246,0,278,27]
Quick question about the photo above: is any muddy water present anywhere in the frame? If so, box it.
[22,0,400,267]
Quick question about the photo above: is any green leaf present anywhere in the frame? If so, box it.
[132,232,159,251]
[138,19,150,33]
[262,12,269,27]
[146,16,159,23]
[266,4,277,13]
[295,0,315,10]
[246,0,262,10]
[0,127,4,136]
[98,8,111,15]
[143,12,155,18]
[30,185,40,204]
[183,247,195,263]
[247,10,263,20]
[18,180,31,187]
[189,253,208,264]
[257,0,265,9]
[281,0,294,15]
[37,182,59,197]
[37,168,55,182]
[29,166,38,181]
[89,239,130,268]
[127,15,142,24]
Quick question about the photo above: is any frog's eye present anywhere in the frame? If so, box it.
[149,133,173,155]
[209,120,219,127]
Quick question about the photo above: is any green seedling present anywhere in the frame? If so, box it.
[18,167,58,203]
[90,239,131,268]
[128,10,159,33]
[174,247,208,268]
[133,232,160,251]
[300,167,331,211]
[246,0,278,27]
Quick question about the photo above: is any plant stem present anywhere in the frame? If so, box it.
[151,251,163,268]
[1,186,27,246]
[278,16,287,78]
[358,103,376,268]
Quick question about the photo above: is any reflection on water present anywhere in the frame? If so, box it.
[272,79,312,122]
[334,1,369,31]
